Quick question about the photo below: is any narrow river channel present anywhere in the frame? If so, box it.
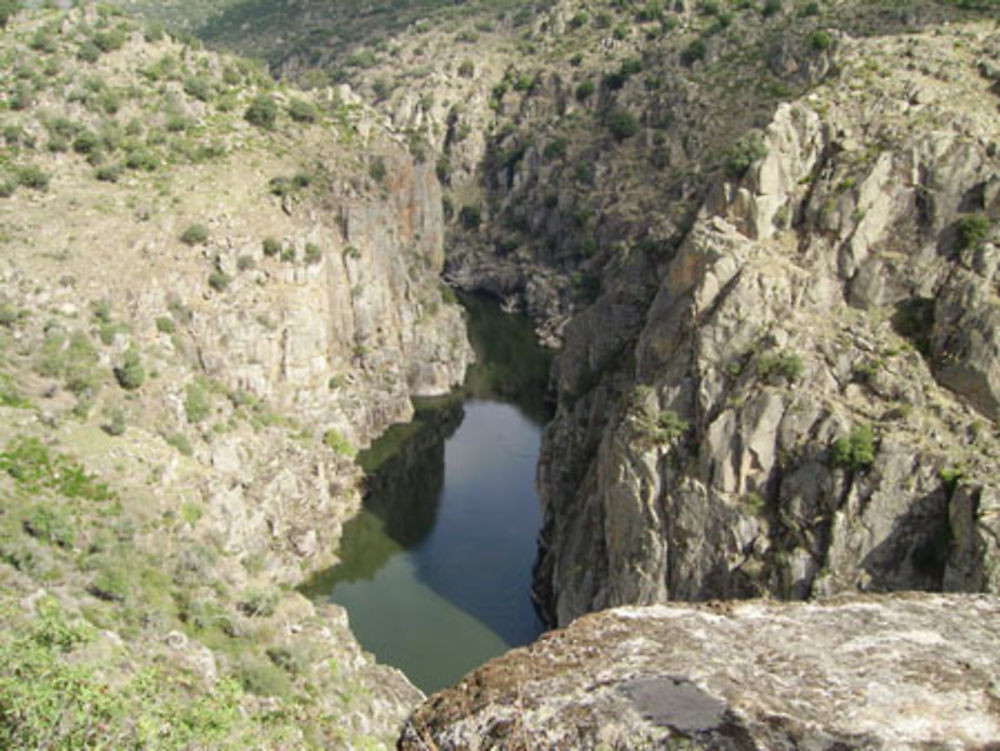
[303,294,553,694]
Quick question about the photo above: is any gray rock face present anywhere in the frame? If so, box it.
[400,594,1000,751]
[535,25,1000,626]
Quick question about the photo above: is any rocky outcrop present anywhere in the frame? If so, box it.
[0,9,474,746]
[535,22,1000,626]
[400,594,1000,750]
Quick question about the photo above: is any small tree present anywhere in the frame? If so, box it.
[180,224,209,246]
[287,98,317,123]
[244,94,278,129]
[114,346,145,390]
[607,108,639,141]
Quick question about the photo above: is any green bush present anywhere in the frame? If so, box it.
[724,132,768,177]
[956,213,992,250]
[680,38,707,66]
[323,428,355,458]
[237,655,292,699]
[17,165,49,191]
[755,351,804,384]
[113,346,144,390]
[179,223,209,246]
[575,80,595,100]
[208,270,231,292]
[244,94,278,129]
[262,236,281,257]
[287,98,317,123]
[238,587,279,617]
[184,381,210,423]
[831,424,875,470]
[369,157,387,183]
[607,107,639,141]
[459,204,482,230]
[303,243,322,265]
[810,29,833,50]
[23,505,76,548]
[183,74,212,102]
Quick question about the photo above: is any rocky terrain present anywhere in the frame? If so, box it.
[534,7,1000,626]
[400,594,1000,750]
[4,0,1000,748]
[0,4,471,747]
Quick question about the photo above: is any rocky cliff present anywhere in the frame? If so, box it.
[400,593,1000,750]
[534,14,1000,626]
[0,5,472,747]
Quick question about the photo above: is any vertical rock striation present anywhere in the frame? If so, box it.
[535,25,1000,627]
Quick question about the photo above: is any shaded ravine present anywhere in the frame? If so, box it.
[302,294,553,693]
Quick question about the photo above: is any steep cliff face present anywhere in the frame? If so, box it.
[400,594,1000,750]
[536,21,1000,626]
[0,7,471,746]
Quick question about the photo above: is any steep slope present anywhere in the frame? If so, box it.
[0,4,470,747]
[534,14,1000,625]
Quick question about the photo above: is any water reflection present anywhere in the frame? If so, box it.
[302,294,553,693]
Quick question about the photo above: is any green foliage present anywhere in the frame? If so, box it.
[323,428,355,458]
[0,599,291,748]
[831,424,876,471]
[810,29,833,50]
[114,346,145,390]
[956,213,992,250]
[154,316,176,334]
[457,59,475,78]
[0,373,31,409]
[102,406,127,436]
[762,0,782,17]
[607,107,639,141]
[208,270,232,292]
[575,80,595,100]
[0,0,20,28]
[680,38,707,66]
[23,504,76,548]
[180,223,209,246]
[244,94,278,129]
[16,165,49,191]
[0,437,113,501]
[163,431,193,456]
[183,74,213,102]
[36,330,100,397]
[287,97,317,123]
[303,242,322,265]
[238,587,279,617]
[369,157,387,183]
[724,132,768,177]
[459,204,482,230]
[262,236,281,257]
[184,381,211,423]
[236,655,292,699]
[755,351,804,385]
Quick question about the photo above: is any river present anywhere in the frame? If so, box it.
[302,294,553,693]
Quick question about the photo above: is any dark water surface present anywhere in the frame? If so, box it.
[302,294,552,693]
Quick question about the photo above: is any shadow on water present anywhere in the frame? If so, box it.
[301,293,554,693]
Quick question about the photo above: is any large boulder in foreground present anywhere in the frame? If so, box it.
[399,594,1000,750]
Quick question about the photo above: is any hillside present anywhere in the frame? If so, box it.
[3,0,1000,748]
[0,4,471,747]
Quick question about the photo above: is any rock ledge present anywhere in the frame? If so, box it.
[401,594,1000,750]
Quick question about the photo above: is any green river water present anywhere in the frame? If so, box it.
[303,294,553,693]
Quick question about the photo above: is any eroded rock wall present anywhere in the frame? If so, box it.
[535,24,1000,626]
